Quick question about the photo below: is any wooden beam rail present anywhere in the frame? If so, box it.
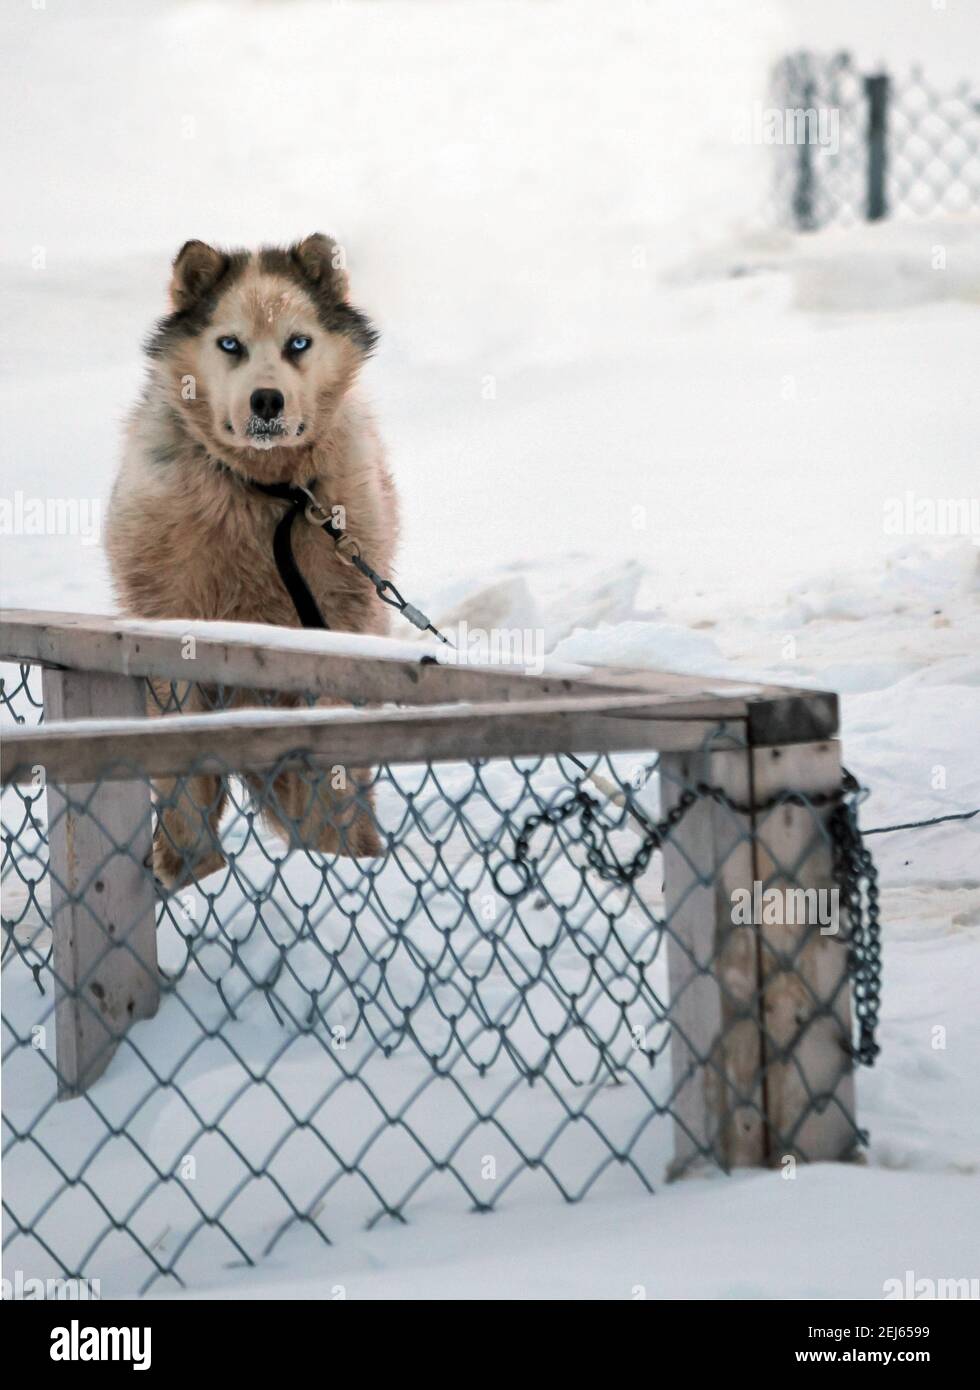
[0,608,838,744]
[2,691,747,784]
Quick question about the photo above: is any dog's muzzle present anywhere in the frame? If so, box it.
[245,388,287,443]
[245,415,288,442]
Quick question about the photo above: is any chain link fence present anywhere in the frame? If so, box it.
[771,51,980,229]
[2,647,872,1297]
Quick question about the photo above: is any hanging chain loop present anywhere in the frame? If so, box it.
[495,768,882,1066]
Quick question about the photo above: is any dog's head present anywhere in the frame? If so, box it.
[147,235,376,477]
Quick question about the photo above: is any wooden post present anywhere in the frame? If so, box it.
[751,740,856,1163]
[41,669,158,1098]
[662,738,857,1175]
[661,745,766,1176]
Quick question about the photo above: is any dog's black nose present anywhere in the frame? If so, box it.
[250,388,284,422]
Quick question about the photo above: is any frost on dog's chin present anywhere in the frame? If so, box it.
[244,417,291,449]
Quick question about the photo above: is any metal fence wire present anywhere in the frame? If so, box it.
[2,665,874,1296]
[770,51,980,229]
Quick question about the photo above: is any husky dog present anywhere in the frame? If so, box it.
[106,235,398,888]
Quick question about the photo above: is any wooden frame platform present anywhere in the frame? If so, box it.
[0,608,855,1168]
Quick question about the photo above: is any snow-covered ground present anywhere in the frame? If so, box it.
[1,0,979,1300]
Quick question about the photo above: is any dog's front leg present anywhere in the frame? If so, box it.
[252,762,383,860]
[146,678,230,890]
[152,771,229,890]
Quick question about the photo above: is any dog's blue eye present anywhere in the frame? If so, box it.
[287,335,311,353]
[217,336,242,354]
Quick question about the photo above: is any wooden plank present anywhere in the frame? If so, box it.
[660,746,766,1176]
[41,669,159,1098]
[0,609,838,741]
[746,692,839,747]
[751,740,857,1162]
[2,692,748,784]
[581,663,828,704]
[1,608,590,704]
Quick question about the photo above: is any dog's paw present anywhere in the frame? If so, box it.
[152,834,229,892]
[308,812,384,860]
[348,814,384,859]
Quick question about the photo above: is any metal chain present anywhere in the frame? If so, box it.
[297,480,884,1065]
[496,768,882,1067]
[297,485,452,645]
[829,796,882,1065]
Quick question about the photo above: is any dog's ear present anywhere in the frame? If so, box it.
[170,240,228,310]
[289,233,350,299]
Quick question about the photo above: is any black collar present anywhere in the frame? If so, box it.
[205,451,445,645]
[207,454,315,506]
[209,458,329,629]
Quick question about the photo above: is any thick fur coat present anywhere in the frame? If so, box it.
[106,236,398,886]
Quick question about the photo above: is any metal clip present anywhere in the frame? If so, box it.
[295,483,331,529]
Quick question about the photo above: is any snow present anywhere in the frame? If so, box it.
[2,0,979,1301]
[152,1168,980,1302]
[117,617,592,680]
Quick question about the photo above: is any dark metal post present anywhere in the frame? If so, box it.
[865,73,890,221]
[792,78,817,230]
